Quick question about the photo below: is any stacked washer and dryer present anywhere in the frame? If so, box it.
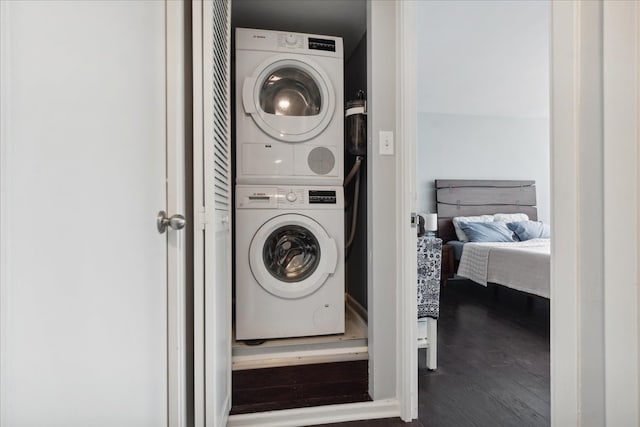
[234,28,345,340]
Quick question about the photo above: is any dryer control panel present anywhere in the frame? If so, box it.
[308,38,336,52]
[236,28,343,58]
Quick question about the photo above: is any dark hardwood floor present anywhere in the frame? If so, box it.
[231,360,370,415]
[321,279,550,427]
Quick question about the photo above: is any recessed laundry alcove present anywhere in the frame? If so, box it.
[229,0,370,415]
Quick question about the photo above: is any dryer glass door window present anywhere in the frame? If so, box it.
[242,56,336,143]
[263,225,320,282]
[260,68,321,117]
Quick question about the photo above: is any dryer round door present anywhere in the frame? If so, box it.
[242,55,336,143]
[249,213,338,299]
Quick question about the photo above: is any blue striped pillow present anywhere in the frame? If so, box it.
[458,221,517,243]
[506,221,550,241]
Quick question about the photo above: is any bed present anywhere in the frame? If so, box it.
[435,179,550,299]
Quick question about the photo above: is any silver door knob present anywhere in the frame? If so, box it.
[157,210,186,233]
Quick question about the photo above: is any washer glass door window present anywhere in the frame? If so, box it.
[242,56,336,142]
[263,224,320,282]
[250,214,338,299]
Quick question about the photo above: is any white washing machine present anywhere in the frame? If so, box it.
[235,28,344,186]
[235,185,345,340]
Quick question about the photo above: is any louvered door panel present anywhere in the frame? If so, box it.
[193,1,232,426]
[211,0,231,211]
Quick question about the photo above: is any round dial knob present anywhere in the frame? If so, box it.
[285,34,297,46]
[286,192,297,202]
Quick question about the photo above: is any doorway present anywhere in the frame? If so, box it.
[399,1,640,425]
[415,1,551,425]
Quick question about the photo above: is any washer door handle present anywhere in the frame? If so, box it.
[324,237,338,275]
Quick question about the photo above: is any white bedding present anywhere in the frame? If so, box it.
[457,238,550,298]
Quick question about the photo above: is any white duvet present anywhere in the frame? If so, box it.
[457,238,550,298]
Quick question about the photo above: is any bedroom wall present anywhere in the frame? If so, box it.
[416,0,550,223]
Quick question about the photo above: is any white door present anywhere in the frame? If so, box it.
[193,1,233,426]
[0,1,185,426]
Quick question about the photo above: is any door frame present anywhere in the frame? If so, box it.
[166,1,189,426]
[396,0,418,421]
[397,0,640,424]
[214,0,413,425]
[547,2,640,423]
[600,1,639,424]
[192,0,205,422]
[0,3,9,422]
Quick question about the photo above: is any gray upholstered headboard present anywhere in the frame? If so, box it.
[435,179,538,242]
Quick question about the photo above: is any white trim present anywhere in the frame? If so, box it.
[0,2,10,425]
[603,2,639,425]
[395,0,418,422]
[232,346,369,371]
[165,1,187,426]
[367,0,400,402]
[191,1,205,425]
[365,0,374,399]
[227,399,400,427]
[550,2,580,425]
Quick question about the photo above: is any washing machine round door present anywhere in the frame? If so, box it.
[249,214,338,299]
[242,55,336,143]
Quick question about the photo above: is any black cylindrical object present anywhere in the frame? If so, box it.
[345,93,367,156]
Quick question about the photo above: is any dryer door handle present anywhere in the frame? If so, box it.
[242,77,257,114]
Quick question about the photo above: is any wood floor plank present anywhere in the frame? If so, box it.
[231,360,370,414]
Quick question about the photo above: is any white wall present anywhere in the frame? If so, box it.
[0,2,169,425]
[367,0,397,400]
[416,0,550,223]
[417,113,550,221]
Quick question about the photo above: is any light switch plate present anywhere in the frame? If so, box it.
[379,131,394,155]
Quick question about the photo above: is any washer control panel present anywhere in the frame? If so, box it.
[286,191,298,202]
[278,188,305,206]
[236,186,343,210]
[309,190,337,204]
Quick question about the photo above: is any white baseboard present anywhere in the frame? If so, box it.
[227,399,400,427]
[232,346,369,370]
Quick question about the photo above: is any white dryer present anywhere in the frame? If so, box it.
[235,185,345,340]
[235,28,344,186]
